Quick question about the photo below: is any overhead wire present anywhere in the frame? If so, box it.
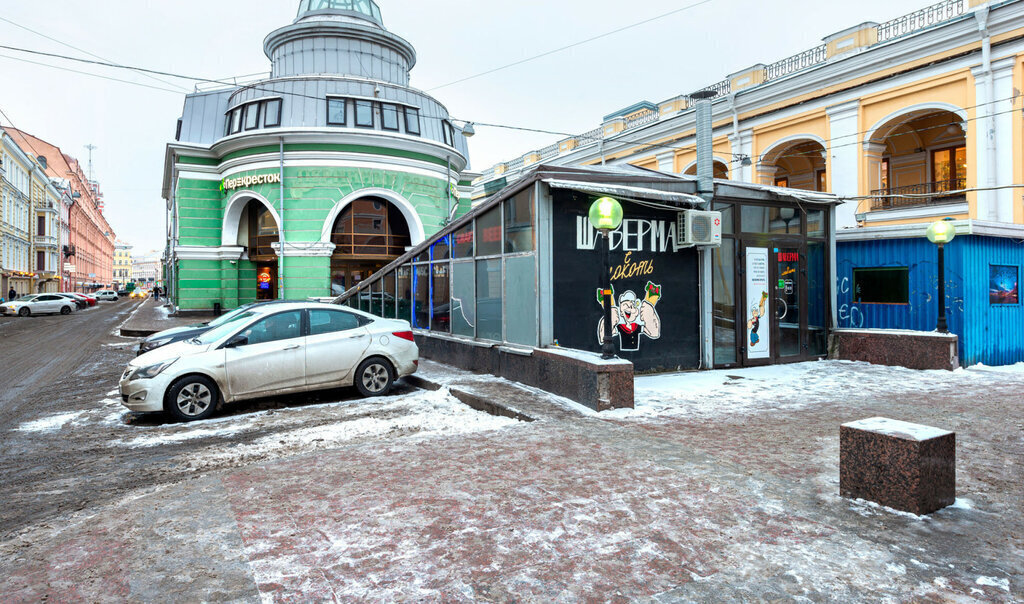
[0,15,192,93]
[425,0,721,91]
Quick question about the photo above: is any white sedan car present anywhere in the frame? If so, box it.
[1,294,77,317]
[118,302,418,422]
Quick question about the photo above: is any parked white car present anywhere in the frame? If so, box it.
[95,290,120,301]
[1,294,77,317]
[118,302,418,421]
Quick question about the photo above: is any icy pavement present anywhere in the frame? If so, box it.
[1,360,1021,602]
[608,360,1024,420]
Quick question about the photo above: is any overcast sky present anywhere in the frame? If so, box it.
[0,0,935,252]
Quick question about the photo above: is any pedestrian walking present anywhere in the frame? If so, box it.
[8,287,17,301]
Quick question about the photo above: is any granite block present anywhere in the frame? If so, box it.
[830,329,958,371]
[840,417,955,515]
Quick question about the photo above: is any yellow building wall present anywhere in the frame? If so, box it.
[629,156,659,171]
[674,138,733,176]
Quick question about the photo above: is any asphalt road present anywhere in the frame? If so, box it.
[0,301,421,541]
[0,300,141,427]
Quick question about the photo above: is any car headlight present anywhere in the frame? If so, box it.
[143,337,174,350]
[130,358,179,381]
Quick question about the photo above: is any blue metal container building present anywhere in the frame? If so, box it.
[837,221,1024,366]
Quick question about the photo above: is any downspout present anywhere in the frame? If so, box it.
[170,172,178,306]
[279,137,285,298]
[692,89,717,369]
[977,6,998,221]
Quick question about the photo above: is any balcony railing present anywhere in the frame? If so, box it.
[34,235,58,247]
[877,0,965,43]
[475,0,973,187]
[870,178,967,210]
[764,44,828,82]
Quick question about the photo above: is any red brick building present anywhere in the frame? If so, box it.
[5,129,115,291]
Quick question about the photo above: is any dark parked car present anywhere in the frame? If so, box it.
[55,293,88,310]
[137,300,294,355]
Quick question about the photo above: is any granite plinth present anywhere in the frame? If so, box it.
[840,417,955,515]
[414,334,634,411]
[829,329,958,371]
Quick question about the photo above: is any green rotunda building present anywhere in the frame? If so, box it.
[162,0,474,311]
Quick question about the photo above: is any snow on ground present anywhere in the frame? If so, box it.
[605,360,1024,420]
[110,387,517,462]
[15,411,88,433]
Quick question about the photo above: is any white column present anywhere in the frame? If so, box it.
[655,151,675,173]
[826,100,860,229]
[972,56,1016,222]
[729,128,754,182]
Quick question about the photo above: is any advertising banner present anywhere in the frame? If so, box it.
[745,247,770,360]
[550,189,700,372]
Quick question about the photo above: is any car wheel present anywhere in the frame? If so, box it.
[355,357,394,397]
[18,307,30,317]
[60,306,71,315]
[165,375,220,422]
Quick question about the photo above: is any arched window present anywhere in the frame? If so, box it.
[330,198,411,295]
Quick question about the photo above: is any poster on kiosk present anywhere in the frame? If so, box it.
[745,248,770,360]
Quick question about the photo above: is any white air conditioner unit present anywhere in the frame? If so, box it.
[677,210,722,247]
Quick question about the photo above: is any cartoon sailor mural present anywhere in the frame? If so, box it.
[596,281,663,352]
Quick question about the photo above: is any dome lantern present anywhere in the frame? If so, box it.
[296,0,384,27]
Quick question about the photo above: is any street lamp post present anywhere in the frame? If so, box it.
[588,196,624,359]
[926,219,957,333]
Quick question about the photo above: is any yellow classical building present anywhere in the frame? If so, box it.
[475,0,1024,367]
[476,0,1020,231]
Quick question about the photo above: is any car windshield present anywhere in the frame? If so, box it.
[195,310,260,345]
[19,295,39,302]
[207,304,256,327]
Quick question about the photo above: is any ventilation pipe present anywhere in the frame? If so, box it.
[691,90,717,203]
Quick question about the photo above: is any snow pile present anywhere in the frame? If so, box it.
[112,388,518,464]
[15,411,87,433]
[605,360,1024,420]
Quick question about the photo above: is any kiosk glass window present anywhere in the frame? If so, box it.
[453,224,473,258]
[712,239,737,365]
[504,255,537,346]
[714,203,734,235]
[476,259,502,341]
[431,236,450,261]
[451,261,475,337]
[807,210,825,238]
[431,262,450,333]
[807,242,827,355]
[413,265,429,329]
[382,271,396,319]
[397,266,412,322]
[476,207,502,257]
[504,191,535,253]
[741,205,769,233]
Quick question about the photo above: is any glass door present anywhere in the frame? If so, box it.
[772,244,805,362]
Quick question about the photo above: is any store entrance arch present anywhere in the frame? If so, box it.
[329,196,412,296]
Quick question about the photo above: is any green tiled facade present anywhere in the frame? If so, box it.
[172,163,470,311]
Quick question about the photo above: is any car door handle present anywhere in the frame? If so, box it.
[283,344,301,350]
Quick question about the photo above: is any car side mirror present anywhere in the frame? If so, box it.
[225,334,248,348]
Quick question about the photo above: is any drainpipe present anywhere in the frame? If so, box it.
[692,90,717,204]
[977,6,998,221]
[279,137,285,298]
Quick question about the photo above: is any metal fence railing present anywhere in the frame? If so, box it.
[870,178,968,209]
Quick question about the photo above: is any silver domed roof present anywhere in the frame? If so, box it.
[296,0,384,26]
